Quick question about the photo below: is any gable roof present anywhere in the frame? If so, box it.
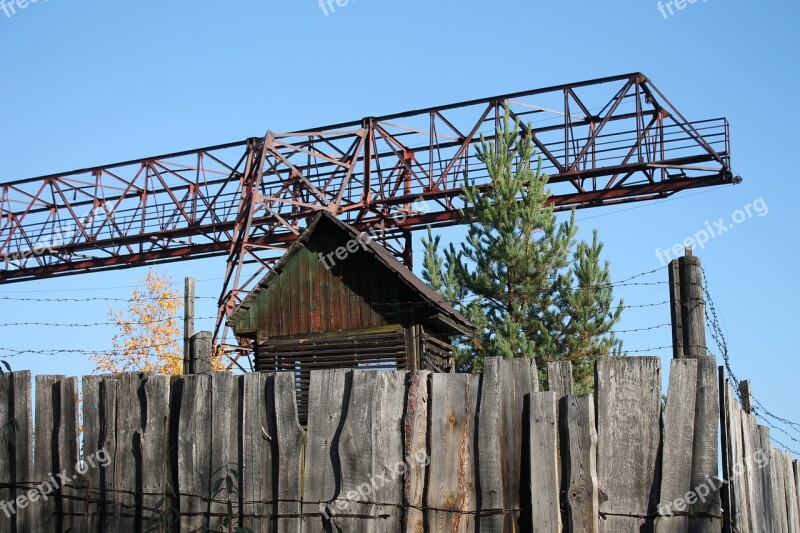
[228,210,472,333]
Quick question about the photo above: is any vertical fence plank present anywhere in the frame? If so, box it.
[336,370,377,533]
[596,357,662,532]
[140,375,170,531]
[174,374,212,532]
[240,372,274,531]
[29,376,79,533]
[477,358,538,532]
[0,372,11,533]
[98,377,121,532]
[723,379,749,532]
[690,356,722,533]
[560,395,598,533]
[499,359,537,532]
[110,373,170,532]
[784,451,799,533]
[302,369,350,533]
[795,460,800,529]
[113,375,138,532]
[655,358,697,533]
[81,375,103,532]
[794,461,800,527]
[476,359,504,533]
[426,373,479,533]
[0,371,31,533]
[404,371,430,533]
[57,377,79,533]
[529,391,561,531]
[770,447,789,532]
[273,372,304,533]
[547,361,574,397]
[369,371,406,531]
[755,425,775,532]
[740,412,766,531]
[32,375,60,532]
[207,373,242,533]
[336,371,406,532]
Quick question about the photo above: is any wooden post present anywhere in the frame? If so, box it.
[183,277,195,365]
[669,251,720,531]
[187,331,213,375]
[738,380,752,414]
[669,259,685,359]
[669,250,707,359]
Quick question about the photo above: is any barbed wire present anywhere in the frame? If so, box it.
[0,296,216,303]
[0,341,181,358]
[701,269,800,454]
[0,316,218,328]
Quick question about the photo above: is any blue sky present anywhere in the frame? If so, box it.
[1,2,798,452]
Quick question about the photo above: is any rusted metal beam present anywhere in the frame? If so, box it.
[0,72,737,366]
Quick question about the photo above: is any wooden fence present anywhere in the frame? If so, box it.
[721,374,800,532]
[0,356,798,532]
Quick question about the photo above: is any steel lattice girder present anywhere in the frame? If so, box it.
[0,72,734,286]
[0,72,738,367]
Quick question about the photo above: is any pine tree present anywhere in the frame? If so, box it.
[423,108,623,391]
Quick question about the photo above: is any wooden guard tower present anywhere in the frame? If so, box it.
[228,211,472,420]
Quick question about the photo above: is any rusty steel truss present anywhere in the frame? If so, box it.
[0,73,737,368]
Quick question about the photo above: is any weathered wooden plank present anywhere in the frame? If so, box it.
[476,358,538,532]
[207,373,242,533]
[57,378,80,533]
[80,375,103,532]
[174,374,212,532]
[239,372,272,530]
[668,261,685,359]
[31,375,59,532]
[140,375,170,531]
[368,371,406,532]
[795,460,800,530]
[0,372,13,533]
[596,357,661,532]
[784,451,799,533]
[335,371,406,532]
[560,395,598,533]
[477,358,504,533]
[529,391,561,532]
[404,371,430,533]
[740,412,765,532]
[547,361,574,397]
[302,369,350,532]
[109,373,170,532]
[654,358,697,533]
[724,380,749,533]
[273,372,304,533]
[110,374,137,532]
[31,375,64,532]
[98,376,121,532]
[754,425,775,533]
[499,358,538,532]
[426,373,479,533]
[0,371,31,533]
[770,447,789,532]
[689,356,721,533]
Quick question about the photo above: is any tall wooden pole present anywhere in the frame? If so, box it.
[669,249,707,359]
[183,277,195,369]
[668,250,720,532]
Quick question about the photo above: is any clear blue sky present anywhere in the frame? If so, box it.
[1,1,798,453]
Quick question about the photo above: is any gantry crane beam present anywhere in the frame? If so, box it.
[0,72,737,366]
